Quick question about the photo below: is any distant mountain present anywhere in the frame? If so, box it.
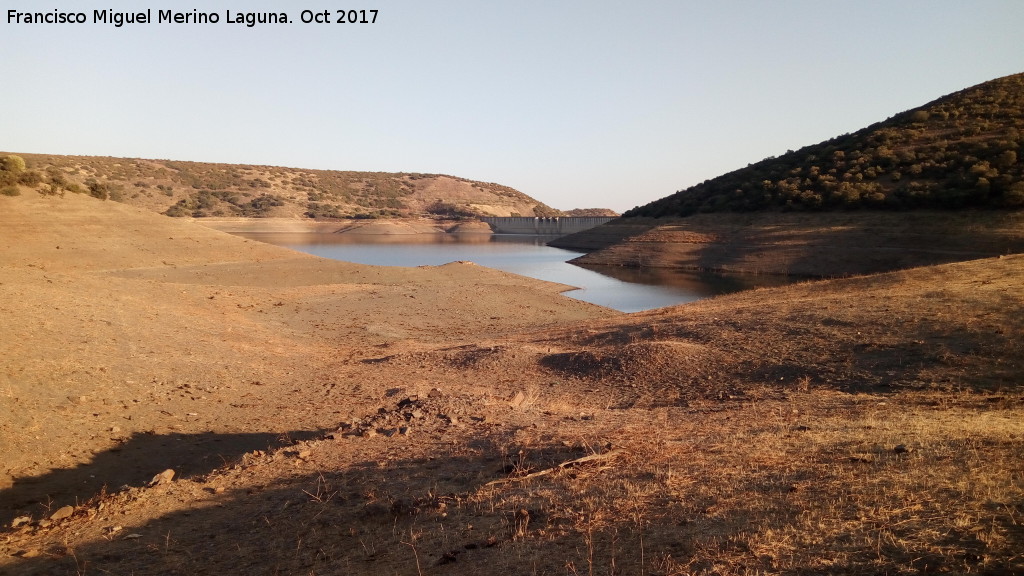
[625,73,1024,217]
[1,153,563,219]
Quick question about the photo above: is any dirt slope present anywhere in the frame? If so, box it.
[0,192,610,522]
[1,191,1022,576]
[556,211,1024,277]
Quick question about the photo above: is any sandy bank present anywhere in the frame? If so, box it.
[198,217,496,236]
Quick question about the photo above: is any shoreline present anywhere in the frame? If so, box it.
[196,216,495,235]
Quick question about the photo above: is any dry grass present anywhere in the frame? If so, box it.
[2,193,1022,575]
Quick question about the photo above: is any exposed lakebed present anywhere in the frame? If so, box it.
[234,232,795,312]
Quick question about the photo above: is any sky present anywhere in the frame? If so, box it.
[3,1,1023,213]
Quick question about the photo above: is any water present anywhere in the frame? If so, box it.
[235,232,792,312]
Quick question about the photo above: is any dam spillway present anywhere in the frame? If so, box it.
[480,216,614,236]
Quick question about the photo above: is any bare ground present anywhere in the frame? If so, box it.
[1,192,1022,575]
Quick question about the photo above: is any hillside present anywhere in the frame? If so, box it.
[2,191,1022,575]
[0,153,562,219]
[625,72,1024,217]
[556,211,1024,277]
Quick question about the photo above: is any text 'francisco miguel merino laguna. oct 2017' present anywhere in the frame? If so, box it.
[7,8,379,27]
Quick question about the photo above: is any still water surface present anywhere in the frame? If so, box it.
[237,232,791,312]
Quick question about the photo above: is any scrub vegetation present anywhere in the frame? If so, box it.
[626,73,1024,217]
[0,153,564,219]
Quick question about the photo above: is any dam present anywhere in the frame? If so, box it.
[480,216,614,236]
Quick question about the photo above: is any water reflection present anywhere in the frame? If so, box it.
[574,263,795,294]
[234,232,793,312]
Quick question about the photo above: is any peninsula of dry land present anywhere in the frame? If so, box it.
[1,183,1022,575]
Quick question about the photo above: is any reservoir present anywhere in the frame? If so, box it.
[236,232,793,312]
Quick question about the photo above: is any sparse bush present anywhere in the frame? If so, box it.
[18,170,43,187]
[1,185,20,196]
[86,179,109,200]
[425,200,476,219]
[1,154,26,174]
[1004,182,1024,207]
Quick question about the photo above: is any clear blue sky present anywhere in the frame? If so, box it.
[3,1,1023,212]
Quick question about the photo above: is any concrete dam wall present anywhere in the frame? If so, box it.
[481,216,615,236]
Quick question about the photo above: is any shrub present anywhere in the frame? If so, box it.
[1004,182,1024,207]
[18,170,43,187]
[86,179,109,200]
[1,155,26,174]
[1,185,20,196]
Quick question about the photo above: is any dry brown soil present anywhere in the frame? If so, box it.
[1,192,1022,575]
[557,212,1024,277]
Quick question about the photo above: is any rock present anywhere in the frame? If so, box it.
[11,516,31,528]
[297,450,311,460]
[149,469,175,486]
[50,506,75,521]
[361,429,377,439]
[894,444,912,454]
[509,391,527,409]
[17,549,40,558]
[399,426,411,436]
[428,388,443,398]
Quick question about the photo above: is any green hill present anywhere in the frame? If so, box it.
[625,73,1024,217]
[0,153,562,219]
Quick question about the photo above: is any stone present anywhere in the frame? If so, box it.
[893,444,912,454]
[149,469,175,486]
[509,391,527,409]
[50,506,75,521]
[11,516,31,528]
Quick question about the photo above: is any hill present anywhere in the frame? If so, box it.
[0,153,563,220]
[625,72,1024,217]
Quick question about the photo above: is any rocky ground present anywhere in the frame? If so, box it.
[1,192,1022,575]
